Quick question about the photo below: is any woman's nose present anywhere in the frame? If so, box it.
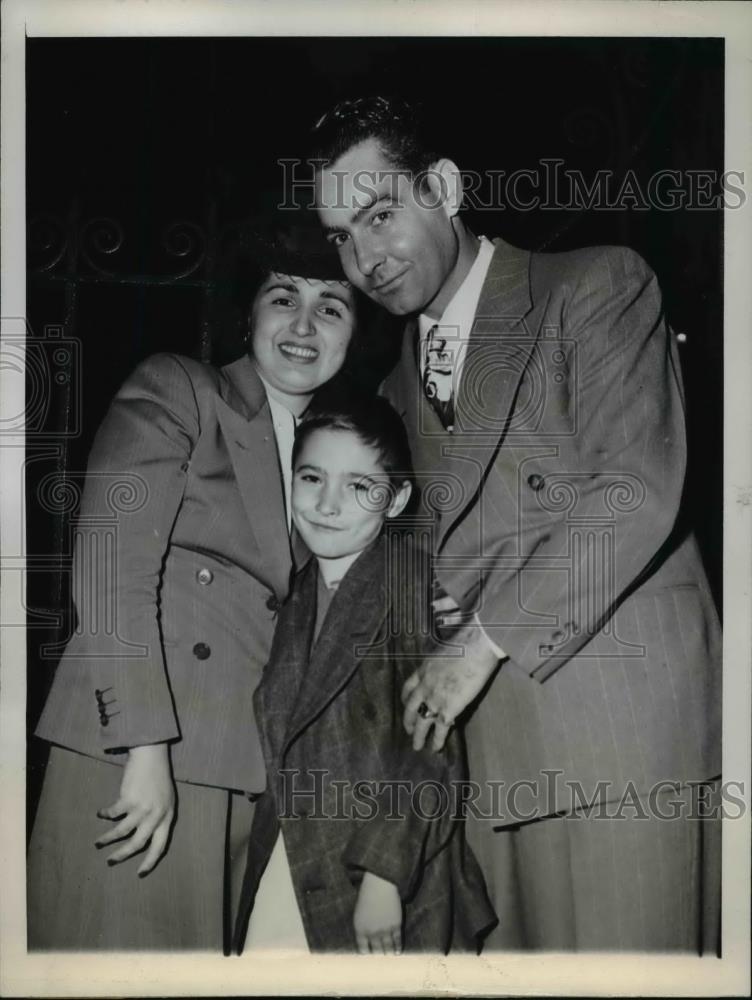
[291,310,315,337]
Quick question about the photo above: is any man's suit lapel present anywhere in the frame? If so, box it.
[283,541,389,752]
[399,238,541,547]
[215,355,292,600]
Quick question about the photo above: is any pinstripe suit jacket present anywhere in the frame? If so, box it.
[382,238,722,822]
[35,352,292,793]
[235,534,497,952]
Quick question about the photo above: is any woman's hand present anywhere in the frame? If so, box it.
[352,872,403,954]
[95,743,176,876]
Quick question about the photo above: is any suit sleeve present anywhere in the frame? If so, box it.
[341,720,463,901]
[68,353,201,750]
[341,564,463,899]
[475,247,688,681]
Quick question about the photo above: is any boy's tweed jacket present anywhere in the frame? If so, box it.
[234,533,497,953]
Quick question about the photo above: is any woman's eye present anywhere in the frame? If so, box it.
[320,305,344,319]
[271,296,295,307]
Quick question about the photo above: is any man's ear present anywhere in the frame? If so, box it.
[421,158,463,219]
[387,480,412,519]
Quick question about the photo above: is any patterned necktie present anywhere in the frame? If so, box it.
[422,324,455,429]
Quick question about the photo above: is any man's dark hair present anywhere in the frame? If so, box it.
[292,395,413,493]
[309,95,439,177]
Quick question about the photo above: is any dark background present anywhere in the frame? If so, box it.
[26,36,723,822]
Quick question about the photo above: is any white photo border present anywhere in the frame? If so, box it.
[1,1,750,996]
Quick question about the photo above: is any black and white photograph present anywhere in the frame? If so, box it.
[1,1,750,996]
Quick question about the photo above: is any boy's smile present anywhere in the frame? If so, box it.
[292,428,406,561]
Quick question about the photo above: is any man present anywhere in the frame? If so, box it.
[311,96,721,951]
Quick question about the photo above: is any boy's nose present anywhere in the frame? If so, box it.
[317,488,340,516]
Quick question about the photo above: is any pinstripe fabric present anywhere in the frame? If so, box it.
[27,746,256,949]
[471,783,720,952]
[382,238,721,948]
[29,352,293,948]
[34,352,291,792]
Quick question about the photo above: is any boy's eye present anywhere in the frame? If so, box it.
[329,233,349,248]
[371,210,392,227]
[351,481,370,493]
[299,472,321,484]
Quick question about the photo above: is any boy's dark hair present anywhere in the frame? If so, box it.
[309,95,439,178]
[292,394,413,492]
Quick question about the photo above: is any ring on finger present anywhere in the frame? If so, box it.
[417,701,439,720]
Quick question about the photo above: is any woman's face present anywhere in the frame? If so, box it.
[248,272,354,410]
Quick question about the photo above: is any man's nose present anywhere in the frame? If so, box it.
[353,235,385,278]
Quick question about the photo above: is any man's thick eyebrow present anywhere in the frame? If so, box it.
[324,193,397,233]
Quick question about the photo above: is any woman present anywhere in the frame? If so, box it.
[27,216,357,951]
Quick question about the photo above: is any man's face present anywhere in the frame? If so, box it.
[316,138,458,317]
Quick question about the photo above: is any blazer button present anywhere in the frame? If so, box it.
[99,714,109,727]
[266,594,280,613]
[196,568,214,585]
[527,473,545,491]
[192,642,211,660]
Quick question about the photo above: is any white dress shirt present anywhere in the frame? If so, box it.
[418,235,495,427]
[259,377,298,533]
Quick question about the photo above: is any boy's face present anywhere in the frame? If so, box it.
[292,428,408,560]
[316,138,458,317]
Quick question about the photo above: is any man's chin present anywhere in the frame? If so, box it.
[372,289,424,317]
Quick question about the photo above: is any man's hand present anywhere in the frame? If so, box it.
[353,872,403,954]
[402,623,502,751]
[95,743,176,876]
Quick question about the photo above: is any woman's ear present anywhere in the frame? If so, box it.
[421,158,464,219]
[387,481,412,519]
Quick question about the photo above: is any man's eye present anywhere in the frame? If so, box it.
[329,233,348,248]
[272,296,295,307]
[299,473,320,484]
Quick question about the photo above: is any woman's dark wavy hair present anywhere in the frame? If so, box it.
[309,95,439,178]
[292,394,414,494]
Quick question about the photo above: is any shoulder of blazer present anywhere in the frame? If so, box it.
[128,351,269,426]
[527,242,655,303]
